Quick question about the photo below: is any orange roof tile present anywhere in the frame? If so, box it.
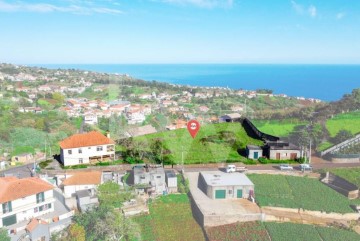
[26,219,48,232]
[0,177,54,203]
[59,131,114,149]
[62,171,102,186]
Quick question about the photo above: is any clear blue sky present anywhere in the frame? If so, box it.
[1,0,359,64]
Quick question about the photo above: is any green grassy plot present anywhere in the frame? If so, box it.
[326,111,360,137]
[132,194,205,241]
[130,123,263,164]
[252,119,306,137]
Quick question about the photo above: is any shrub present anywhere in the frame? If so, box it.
[258,157,268,164]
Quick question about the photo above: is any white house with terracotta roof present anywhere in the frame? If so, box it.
[59,171,102,198]
[0,177,55,228]
[59,131,115,166]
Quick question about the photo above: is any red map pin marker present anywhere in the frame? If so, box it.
[187,120,200,138]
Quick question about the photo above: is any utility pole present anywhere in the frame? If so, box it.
[181,147,184,173]
[309,138,312,164]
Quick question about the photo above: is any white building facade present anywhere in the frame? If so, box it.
[0,178,55,228]
[60,131,115,166]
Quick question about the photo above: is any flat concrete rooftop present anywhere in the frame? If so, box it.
[201,171,254,187]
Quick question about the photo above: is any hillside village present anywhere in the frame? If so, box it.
[0,64,360,241]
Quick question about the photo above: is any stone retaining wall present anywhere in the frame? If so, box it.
[262,206,359,222]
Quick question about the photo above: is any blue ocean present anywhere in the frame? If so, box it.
[40,64,360,101]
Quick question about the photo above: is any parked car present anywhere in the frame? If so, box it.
[279,164,293,171]
[299,164,312,171]
[226,164,236,173]
[226,164,248,173]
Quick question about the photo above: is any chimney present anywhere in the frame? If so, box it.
[106,130,110,139]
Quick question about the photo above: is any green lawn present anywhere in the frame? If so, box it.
[265,222,360,241]
[107,84,120,101]
[252,119,306,137]
[248,174,360,213]
[317,141,334,151]
[326,111,360,137]
[132,194,205,241]
[130,122,264,164]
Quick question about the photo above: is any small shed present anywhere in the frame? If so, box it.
[219,113,242,123]
[199,171,254,200]
[11,153,34,165]
[263,141,300,160]
[76,189,99,212]
[165,170,178,193]
[246,145,263,160]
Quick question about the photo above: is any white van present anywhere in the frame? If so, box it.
[226,164,236,173]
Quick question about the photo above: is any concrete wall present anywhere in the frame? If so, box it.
[262,206,360,222]
[331,157,360,163]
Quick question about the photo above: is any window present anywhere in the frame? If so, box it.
[39,205,44,212]
[96,146,103,151]
[107,145,114,152]
[157,176,161,179]
[68,150,72,155]
[79,158,83,164]
[2,202,12,214]
[34,207,38,213]
[78,148,82,154]
[36,192,45,203]
[228,190,233,195]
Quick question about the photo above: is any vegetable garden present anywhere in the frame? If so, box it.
[206,222,360,241]
[248,174,360,213]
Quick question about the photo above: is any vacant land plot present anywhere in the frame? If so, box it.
[252,119,305,137]
[132,194,205,241]
[265,222,360,241]
[131,123,263,164]
[325,168,360,188]
[326,111,360,137]
[248,174,360,213]
[206,221,270,241]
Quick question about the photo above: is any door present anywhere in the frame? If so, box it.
[2,214,17,226]
[276,153,281,160]
[237,189,243,198]
[215,190,226,199]
[290,153,297,160]
[254,152,259,159]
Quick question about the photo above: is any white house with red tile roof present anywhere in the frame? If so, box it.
[59,131,115,166]
[59,171,102,198]
[0,177,55,228]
